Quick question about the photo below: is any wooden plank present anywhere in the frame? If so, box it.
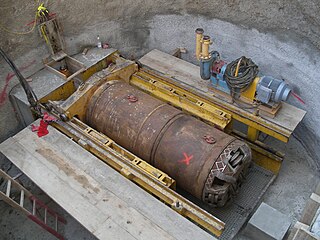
[300,194,320,225]
[0,138,169,239]
[17,136,175,239]
[0,138,110,235]
[0,123,214,240]
[292,228,319,240]
[266,102,306,132]
[139,49,306,133]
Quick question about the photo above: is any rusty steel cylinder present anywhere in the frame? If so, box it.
[86,80,252,207]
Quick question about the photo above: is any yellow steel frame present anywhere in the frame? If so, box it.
[73,119,175,188]
[53,58,138,121]
[240,76,260,102]
[40,54,285,174]
[247,126,260,142]
[36,51,294,236]
[131,71,231,129]
[232,130,283,173]
[39,79,76,103]
[39,55,227,236]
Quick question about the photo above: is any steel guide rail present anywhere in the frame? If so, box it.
[131,71,231,130]
[51,116,225,237]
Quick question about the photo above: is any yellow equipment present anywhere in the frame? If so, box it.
[196,28,292,118]
[0,23,305,238]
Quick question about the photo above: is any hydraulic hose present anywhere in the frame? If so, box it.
[224,56,259,94]
[0,47,40,113]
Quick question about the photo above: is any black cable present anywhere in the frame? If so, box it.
[0,47,40,113]
[225,56,259,95]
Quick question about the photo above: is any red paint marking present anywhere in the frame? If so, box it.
[43,112,57,122]
[26,19,36,27]
[31,124,39,132]
[31,113,58,137]
[179,152,193,166]
[292,91,305,105]
[37,120,49,137]
[34,119,49,137]
[0,60,36,107]
[0,74,12,106]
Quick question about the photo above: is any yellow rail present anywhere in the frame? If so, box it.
[131,71,231,130]
[82,125,176,189]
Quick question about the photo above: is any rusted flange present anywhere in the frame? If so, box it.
[203,135,216,144]
[127,95,138,103]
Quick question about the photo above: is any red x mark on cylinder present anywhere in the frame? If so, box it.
[179,152,193,166]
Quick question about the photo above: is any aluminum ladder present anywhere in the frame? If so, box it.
[0,169,66,239]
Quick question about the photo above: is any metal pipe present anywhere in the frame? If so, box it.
[201,35,211,60]
[200,58,213,80]
[86,80,252,207]
[195,28,204,60]
[200,51,220,80]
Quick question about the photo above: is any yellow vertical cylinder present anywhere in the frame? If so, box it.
[195,28,204,61]
[201,35,211,59]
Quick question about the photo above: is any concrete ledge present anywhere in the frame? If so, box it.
[244,202,291,240]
